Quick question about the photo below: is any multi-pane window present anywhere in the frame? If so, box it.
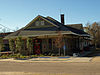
[41,21,44,25]
[35,21,39,26]
[35,21,45,26]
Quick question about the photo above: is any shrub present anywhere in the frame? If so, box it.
[12,54,20,59]
[31,55,38,58]
[9,39,15,54]
[0,55,8,59]
[27,38,33,55]
[16,37,26,55]
[39,54,44,57]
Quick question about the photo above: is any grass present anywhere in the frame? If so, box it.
[0,54,48,59]
[0,53,70,59]
[0,54,28,59]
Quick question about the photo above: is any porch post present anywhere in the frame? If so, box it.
[59,48,60,56]
[46,36,49,51]
[63,37,66,56]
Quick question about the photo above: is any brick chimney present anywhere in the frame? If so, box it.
[61,14,64,25]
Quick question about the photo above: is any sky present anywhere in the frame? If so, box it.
[0,0,100,31]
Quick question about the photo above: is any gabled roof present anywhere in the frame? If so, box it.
[0,32,12,37]
[4,15,89,39]
[66,24,84,31]
[24,15,59,29]
[44,16,88,35]
[65,25,87,34]
[23,15,71,31]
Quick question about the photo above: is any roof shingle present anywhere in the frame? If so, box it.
[4,15,89,39]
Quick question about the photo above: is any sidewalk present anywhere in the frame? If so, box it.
[91,56,100,62]
[0,57,93,62]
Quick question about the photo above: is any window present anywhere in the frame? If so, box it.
[35,21,40,26]
[35,21,45,26]
[41,21,44,25]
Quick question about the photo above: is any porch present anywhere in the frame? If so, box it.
[27,34,84,56]
[3,33,90,56]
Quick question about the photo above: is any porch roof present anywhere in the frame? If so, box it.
[4,30,89,39]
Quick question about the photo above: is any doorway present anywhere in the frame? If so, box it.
[33,39,42,55]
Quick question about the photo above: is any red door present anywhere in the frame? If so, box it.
[33,39,42,55]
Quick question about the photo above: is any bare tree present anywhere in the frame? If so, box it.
[55,31,64,56]
[86,22,100,47]
[14,27,19,31]
[2,28,6,33]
